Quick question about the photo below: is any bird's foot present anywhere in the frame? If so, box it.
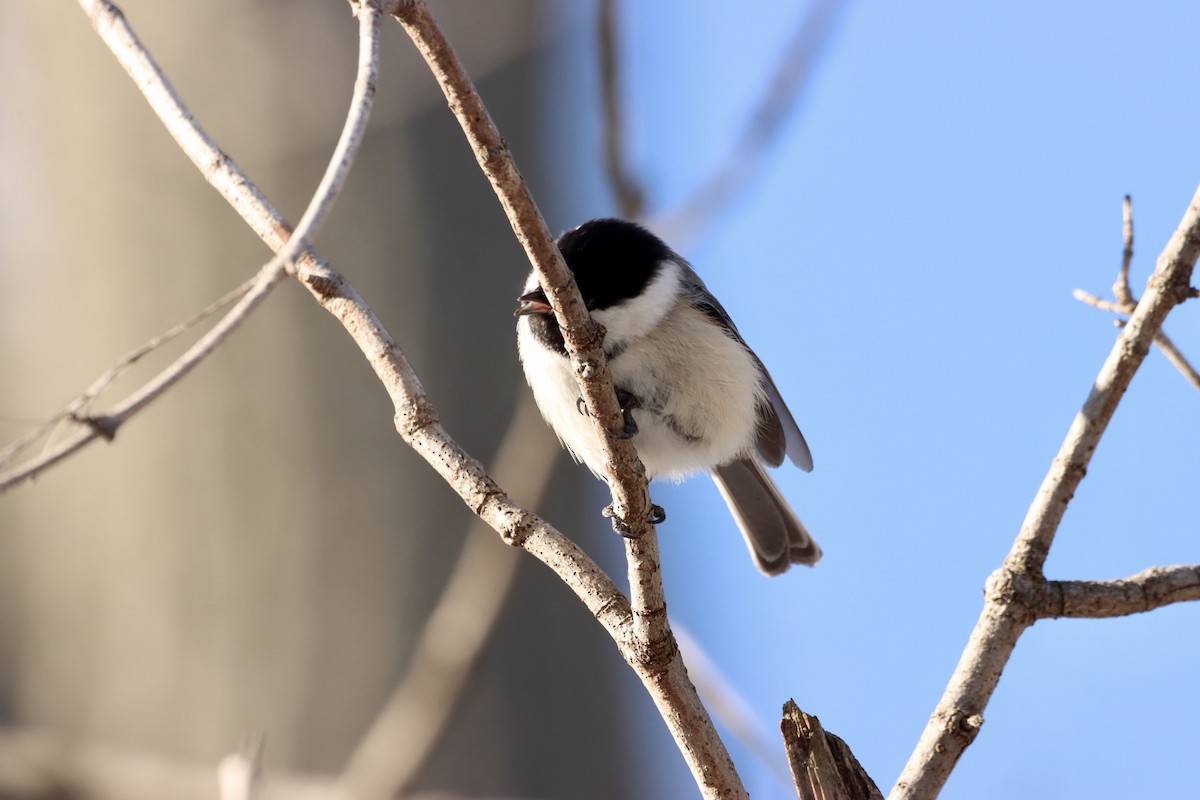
[602,503,667,538]
[613,388,639,439]
[576,389,640,439]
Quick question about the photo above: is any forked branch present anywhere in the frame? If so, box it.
[1074,196,1200,393]
[0,0,382,492]
[892,186,1200,799]
[63,1,745,796]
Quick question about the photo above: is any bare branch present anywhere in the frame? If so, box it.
[80,0,292,252]
[1072,288,1132,315]
[653,0,846,246]
[1149,330,1200,391]
[597,0,644,219]
[386,4,744,795]
[386,1,657,541]
[782,701,882,800]
[388,0,673,648]
[1073,197,1200,393]
[66,1,740,794]
[1011,187,1200,573]
[0,0,384,493]
[1072,294,1200,392]
[892,184,1200,800]
[1114,194,1135,306]
[74,0,630,658]
[290,0,381,255]
[78,0,380,262]
[0,275,254,470]
[1074,289,1200,392]
[1038,565,1200,620]
[0,265,286,492]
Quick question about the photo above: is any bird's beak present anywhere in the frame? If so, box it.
[515,288,553,317]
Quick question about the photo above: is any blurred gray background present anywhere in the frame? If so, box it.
[0,2,635,797]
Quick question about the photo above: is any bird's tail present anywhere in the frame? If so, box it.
[711,458,820,576]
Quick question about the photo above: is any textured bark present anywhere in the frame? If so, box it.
[892,184,1200,800]
[782,702,882,800]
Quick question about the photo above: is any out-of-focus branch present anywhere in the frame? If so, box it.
[0,275,254,472]
[597,0,644,219]
[0,728,343,800]
[892,184,1200,800]
[0,259,286,492]
[675,626,794,792]
[217,743,262,800]
[0,728,542,800]
[652,0,846,247]
[341,396,555,799]
[1073,196,1200,393]
[0,0,382,493]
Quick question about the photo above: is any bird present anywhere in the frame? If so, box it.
[515,218,818,575]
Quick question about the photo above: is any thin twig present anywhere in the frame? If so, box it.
[653,0,846,248]
[340,396,554,799]
[1114,194,1135,306]
[892,184,1200,800]
[597,0,644,219]
[1074,290,1200,392]
[285,0,381,259]
[97,0,386,406]
[0,0,383,494]
[1075,196,1195,393]
[0,263,286,492]
[1149,329,1200,391]
[1073,196,1200,394]
[0,275,255,469]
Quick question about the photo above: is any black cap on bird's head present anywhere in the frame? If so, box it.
[515,218,674,317]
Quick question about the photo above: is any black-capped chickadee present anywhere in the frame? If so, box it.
[515,218,819,576]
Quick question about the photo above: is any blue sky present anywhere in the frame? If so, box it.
[555,2,1200,797]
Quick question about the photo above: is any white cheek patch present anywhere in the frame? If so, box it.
[591,258,682,350]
